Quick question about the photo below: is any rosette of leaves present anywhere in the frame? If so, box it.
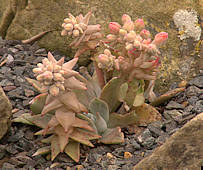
[14,52,101,162]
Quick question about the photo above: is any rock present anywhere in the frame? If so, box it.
[163,109,183,121]
[193,100,203,114]
[0,0,202,93]
[188,96,199,106]
[133,113,203,170]
[185,86,202,97]
[1,162,15,170]
[0,86,12,139]
[165,101,184,110]
[188,76,203,88]
[148,121,165,137]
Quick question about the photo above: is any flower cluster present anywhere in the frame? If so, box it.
[99,14,168,81]
[33,52,86,96]
[61,12,103,58]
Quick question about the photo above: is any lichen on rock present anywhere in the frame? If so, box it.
[173,9,201,41]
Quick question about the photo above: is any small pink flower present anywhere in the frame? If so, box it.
[140,29,151,39]
[123,20,135,32]
[153,32,168,46]
[134,19,145,30]
[109,22,121,34]
[142,38,151,45]
[122,14,131,23]
[97,54,109,64]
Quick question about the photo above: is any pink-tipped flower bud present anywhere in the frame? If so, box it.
[126,43,134,51]
[140,29,151,39]
[109,22,121,34]
[64,23,74,31]
[119,29,127,36]
[64,18,72,24]
[73,29,80,37]
[53,73,64,82]
[124,31,136,42]
[134,19,145,30]
[33,68,42,74]
[122,14,131,24]
[97,54,110,65]
[106,34,117,41]
[152,32,168,46]
[43,71,53,80]
[142,38,151,45]
[49,85,59,96]
[104,49,111,56]
[53,64,61,73]
[36,74,44,81]
[123,20,135,32]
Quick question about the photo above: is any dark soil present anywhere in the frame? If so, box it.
[0,38,202,170]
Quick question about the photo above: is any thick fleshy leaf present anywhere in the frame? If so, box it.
[55,126,73,152]
[133,103,162,126]
[48,52,57,64]
[64,77,87,90]
[133,80,145,107]
[30,93,47,114]
[51,135,61,161]
[73,117,95,132]
[118,82,128,102]
[55,108,75,132]
[33,146,51,156]
[100,77,124,112]
[99,127,124,144]
[94,112,107,135]
[133,92,145,107]
[30,114,52,128]
[89,98,109,122]
[62,58,78,70]
[70,128,100,147]
[12,113,34,125]
[41,135,54,144]
[76,113,98,133]
[34,128,54,135]
[64,140,80,162]
[151,87,185,106]
[25,77,47,93]
[59,91,87,113]
[124,79,143,107]
[41,98,63,116]
[108,111,138,128]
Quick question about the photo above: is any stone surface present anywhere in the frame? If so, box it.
[0,86,12,140]
[0,0,202,93]
[133,113,203,170]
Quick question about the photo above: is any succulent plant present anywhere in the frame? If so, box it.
[13,12,169,163]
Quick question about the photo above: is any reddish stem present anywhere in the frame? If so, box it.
[94,61,105,89]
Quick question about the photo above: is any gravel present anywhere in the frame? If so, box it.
[0,38,202,169]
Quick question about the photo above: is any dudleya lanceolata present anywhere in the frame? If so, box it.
[14,12,168,162]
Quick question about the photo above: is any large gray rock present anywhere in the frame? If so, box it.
[0,0,202,93]
[133,112,203,170]
[0,86,12,140]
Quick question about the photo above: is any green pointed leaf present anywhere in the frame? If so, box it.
[70,128,100,147]
[41,135,54,144]
[12,113,34,125]
[25,77,47,93]
[55,108,75,132]
[94,112,107,135]
[99,127,124,144]
[100,77,124,112]
[51,135,61,161]
[118,82,128,102]
[64,140,80,162]
[33,146,51,156]
[30,114,52,128]
[30,93,47,114]
[76,113,98,133]
[108,110,139,128]
[89,98,109,122]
